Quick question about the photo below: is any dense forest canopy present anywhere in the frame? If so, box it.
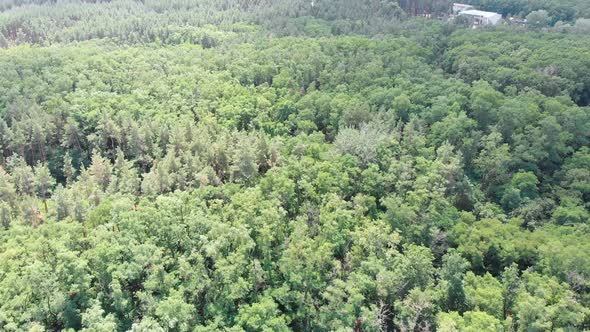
[0,0,589,331]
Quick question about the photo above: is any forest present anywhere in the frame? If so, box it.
[0,0,589,331]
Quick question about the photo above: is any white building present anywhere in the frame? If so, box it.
[458,9,502,25]
[452,3,474,15]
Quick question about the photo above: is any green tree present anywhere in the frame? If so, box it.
[33,162,55,213]
[154,290,194,332]
[526,10,550,29]
[80,302,118,332]
[464,272,504,319]
[237,296,290,332]
[439,250,469,312]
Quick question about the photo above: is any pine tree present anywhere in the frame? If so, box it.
[34,162,55,213]
[63,153,77,186]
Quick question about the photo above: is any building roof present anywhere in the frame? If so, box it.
[459,9,501,18]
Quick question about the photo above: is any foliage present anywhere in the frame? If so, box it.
[0,0,589,331]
